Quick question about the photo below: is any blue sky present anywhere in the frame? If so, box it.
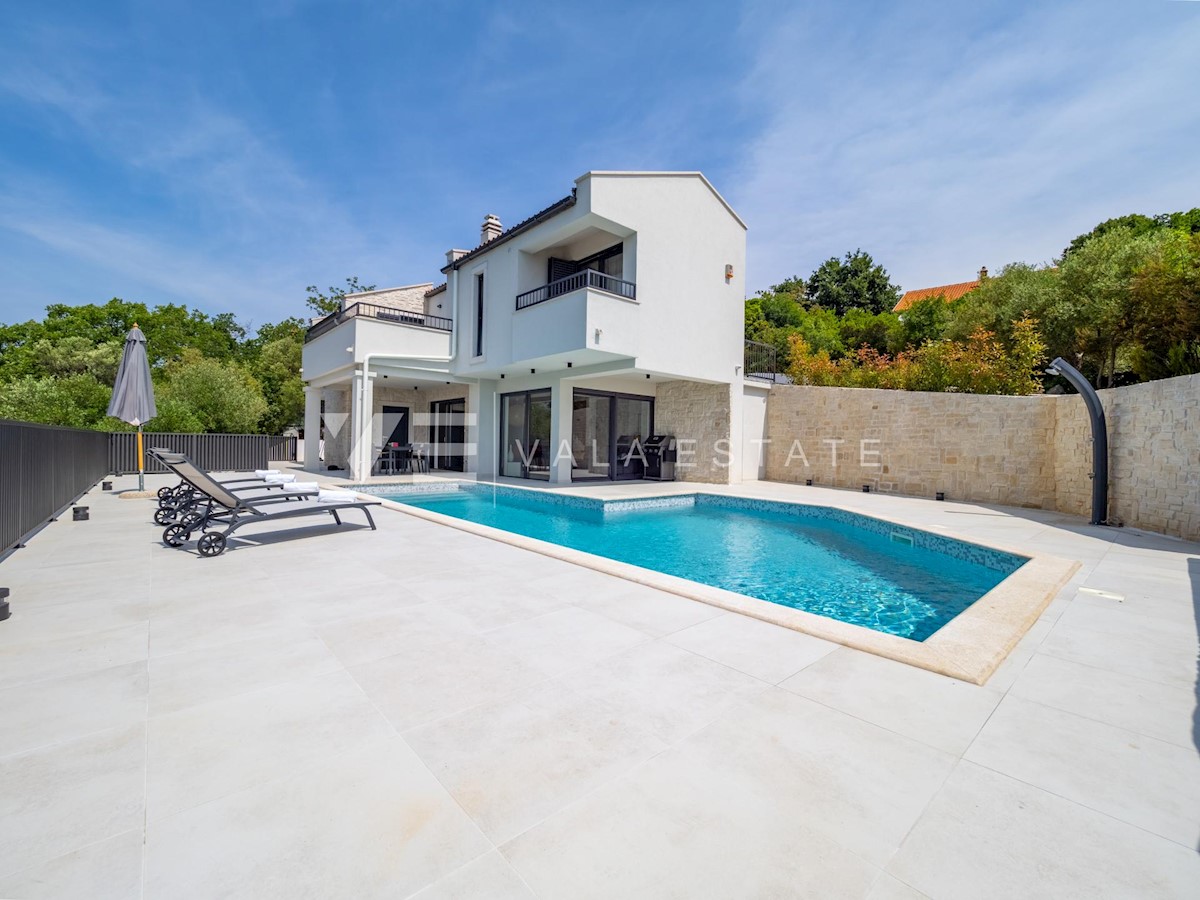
[1,0,1197,331]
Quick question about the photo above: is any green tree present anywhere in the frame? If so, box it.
[305,277,376,316]
[805,250,901,315]
[159,351,268,433]
[253,336,305,433]
[895,295,953,350]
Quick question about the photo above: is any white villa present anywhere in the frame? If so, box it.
[300,171,772,484]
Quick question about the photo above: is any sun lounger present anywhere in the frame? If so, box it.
[153,452,379,557]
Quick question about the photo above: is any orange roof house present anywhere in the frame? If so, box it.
[894,267,987,312]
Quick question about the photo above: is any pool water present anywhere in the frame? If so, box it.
[384,487,1025,641]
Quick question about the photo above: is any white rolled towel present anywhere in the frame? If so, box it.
[263,473,296,483]
[282,482,319,493]
[254,469,281,478]
[317,489,360,504]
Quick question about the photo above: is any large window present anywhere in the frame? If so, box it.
[500,390,552,480]
[473,272,485,357]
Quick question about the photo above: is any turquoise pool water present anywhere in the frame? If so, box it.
[378,486,1026,641]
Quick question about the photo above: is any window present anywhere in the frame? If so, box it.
[473,272,485,357]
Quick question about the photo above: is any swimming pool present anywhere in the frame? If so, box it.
[373,483,1028,641]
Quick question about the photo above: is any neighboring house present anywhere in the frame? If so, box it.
[301,170,771,483]
[893,267,987,312]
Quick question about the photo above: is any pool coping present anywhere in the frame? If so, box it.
[354,480,1081,685]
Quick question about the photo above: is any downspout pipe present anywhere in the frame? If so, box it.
[1047,357,1109,526]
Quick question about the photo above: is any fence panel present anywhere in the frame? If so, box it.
[0,419,110,553]
[108,432,296,474]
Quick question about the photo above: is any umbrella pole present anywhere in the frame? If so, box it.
[137,425,145,493]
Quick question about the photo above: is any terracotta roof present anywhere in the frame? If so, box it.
[440,190,578,274]
[894,279,980,312]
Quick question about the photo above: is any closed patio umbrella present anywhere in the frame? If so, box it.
[107,324,157,492]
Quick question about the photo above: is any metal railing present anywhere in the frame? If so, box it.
[305,302,453,342]
[110,432,296,474]
[744,339,780,381]
[516,269,637,310]
[0,419,110,553]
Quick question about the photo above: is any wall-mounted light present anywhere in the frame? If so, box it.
[530,368,536,374]
[725,264,734,280]
[567,362,573,368]
[594,328,602,344]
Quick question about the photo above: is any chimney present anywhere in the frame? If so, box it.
[481,214,502,245]
[445,249,469,266]
[978,266,989,281]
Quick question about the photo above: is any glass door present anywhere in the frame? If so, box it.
[571,394,611,480]
[431,398,466,471]
[500,390,553,480]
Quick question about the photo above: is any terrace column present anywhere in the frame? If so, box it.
[302,386,321,473]
[350,369,375,481]
[548,380,573,484]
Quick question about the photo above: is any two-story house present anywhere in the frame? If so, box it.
[300,171,769,484]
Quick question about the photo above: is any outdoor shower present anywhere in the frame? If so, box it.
[1046,357,1109,526]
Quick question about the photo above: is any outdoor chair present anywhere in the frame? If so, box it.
[148,449,306,526]
[152,451,380,557]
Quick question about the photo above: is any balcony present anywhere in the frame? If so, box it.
[515,269,636,310]
[304,301,452,343]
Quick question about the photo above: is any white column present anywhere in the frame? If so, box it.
[303,386,321,473]
[548,380,574,484]
[354,371,376,480]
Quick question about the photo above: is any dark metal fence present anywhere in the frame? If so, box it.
[109,432,297,474]
[516,269,637,310]
[744,339,780,381]
[305,302,454,342]
[0,419,110,553]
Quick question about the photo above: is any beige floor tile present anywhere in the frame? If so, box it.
[315,602,479,667]
[0,724,145,879]
[350,635,547,732]
[0,661,148,759]
[144,736,489,899]
[147,669,393,820]
[482,607,650,678]
[965,695,1200,847]
[0,623,148,691]
[410,851,536,900]
[147,624,342,716]
[0,829,143,900]
[554,640,769,745]
[503,735,880,900]
[405,683,668,843]
[661,688,956,867]
[780,648,1002,755]
[1010,652,1198,749]
[889,762,1200,899]
[666,612,837,683]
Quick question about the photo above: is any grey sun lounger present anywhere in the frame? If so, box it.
[154,452,379,557]
[148,448,309,526]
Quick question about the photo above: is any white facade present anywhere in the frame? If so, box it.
[301,171,762,484]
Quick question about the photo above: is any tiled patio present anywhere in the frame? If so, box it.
[0,470,1197,898]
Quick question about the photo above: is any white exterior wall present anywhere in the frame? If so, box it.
[741,382,770,480]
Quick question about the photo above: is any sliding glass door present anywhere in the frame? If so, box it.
[500,390,552,480]
[573,389,653,481]
[430,398,466,471]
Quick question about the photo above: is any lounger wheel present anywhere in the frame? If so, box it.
[157,486,172,500]
[181,511,205,529]
[153,509,172,526]
[197,532,227,557]
[163,524,187,547]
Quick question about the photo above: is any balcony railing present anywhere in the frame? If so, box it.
[304,302,453,343]
[744,339,780,381]
[515,269,637,310]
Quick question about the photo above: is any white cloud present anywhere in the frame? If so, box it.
[727,0,1200,293]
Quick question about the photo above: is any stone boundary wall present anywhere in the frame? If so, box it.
[763,373,1200,542]
[655,380,732,484]
[342,285,432,315]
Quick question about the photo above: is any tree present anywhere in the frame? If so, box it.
[805,250,901,316]
[305,277,376,316]
[159,351,268,434]
[253,337,305,433]
[1063,207,1200,259]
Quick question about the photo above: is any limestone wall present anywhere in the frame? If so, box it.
[764,386,1057,509]
[763,374,1200,541]
[655,380,733,483]
[1054,374,1200,539]
[343,284,433,315]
